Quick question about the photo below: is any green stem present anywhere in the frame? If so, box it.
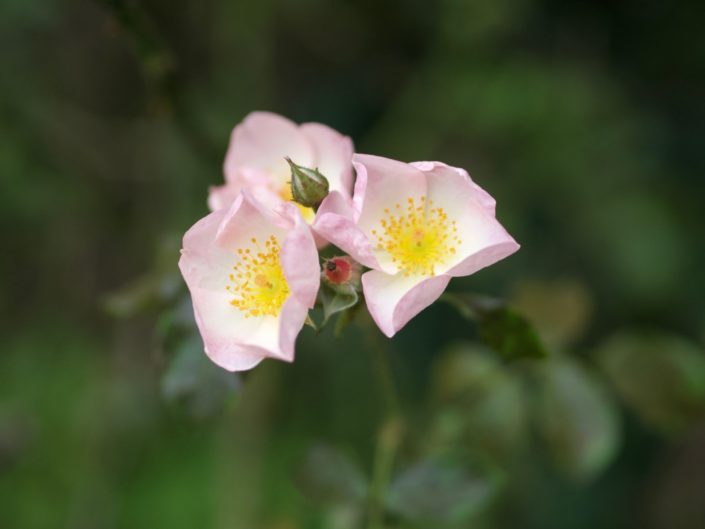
[370,330,401,417]
[366,327,403,529]
[367,417,402,529]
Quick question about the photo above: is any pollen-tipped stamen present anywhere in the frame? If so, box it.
[226,235,290,317]
[372,196,461,276]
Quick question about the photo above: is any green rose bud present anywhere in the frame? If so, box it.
[285,157,330,209]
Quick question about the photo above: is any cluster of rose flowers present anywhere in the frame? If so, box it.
[179,112,519,371]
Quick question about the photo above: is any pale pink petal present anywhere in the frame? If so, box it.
[411,161,497,216]
[280,204,320,308]
[215,190,289,250]
[300,122,354,197]
[179,191,311,371]
[362,270,451,338]
[188,287,268,370]
[352,154,428,273]
[206,347,264,372]
[180,207,234,291]
[423,165,519,275]
[445,240,519,277]
[208,183,241,211]
[277,296,310,362]
[223,111,315,188]
[313,191,381,269]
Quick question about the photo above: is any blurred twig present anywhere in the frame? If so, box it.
[97,0,223,165]
[99,0,177,113]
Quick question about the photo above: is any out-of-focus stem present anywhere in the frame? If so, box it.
[366,328,403,529]
[367,416,402,529]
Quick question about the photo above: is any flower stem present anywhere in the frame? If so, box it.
[366,328,403,529]
[367,417,402,529]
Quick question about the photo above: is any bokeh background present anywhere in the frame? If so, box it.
[2,0,705,528]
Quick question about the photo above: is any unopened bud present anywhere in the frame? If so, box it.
[286,157,330,209]
[322,256,360,288]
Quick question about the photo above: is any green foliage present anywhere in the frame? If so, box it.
[533,358,621,482]
[430,345,529,460]
[161,337,241,419]
[597,331,705,433]
[441,293,549,360]
[386,454,502,526]
[319,282,360,328]
[511,278,594,350]
[2,0,704,526]
[294,443,367,508]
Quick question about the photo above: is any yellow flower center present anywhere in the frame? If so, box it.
[226,235,290,318]
[279,186,316,223]
[372,197,461,277]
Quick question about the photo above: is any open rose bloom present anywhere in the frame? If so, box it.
[314,154,520,337]
[180,112,520,370]
[179,191,319,371]
[208,112,354,223]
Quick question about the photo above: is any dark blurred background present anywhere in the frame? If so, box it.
[2,0,705,528]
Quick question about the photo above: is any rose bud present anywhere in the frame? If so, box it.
[322,256,360,288]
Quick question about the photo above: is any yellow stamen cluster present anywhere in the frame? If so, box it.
[279,185,316,223]
[372,197,461,277]
[226,235,290,317]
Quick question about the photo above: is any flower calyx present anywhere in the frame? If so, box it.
[286,157,330,209]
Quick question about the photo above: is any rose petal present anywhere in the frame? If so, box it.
[362,270,451,337]
[423,165,519,275]
[300,122,354,196]
[208,183,241,212]
[215,190,289,251]
[313,191,382,269]
[280,203,321,308]
[224,111,315,189]
[180,190,313,371]
[352,154,428,273]
[277,296,310,362]
[188,287,268,369]
[411,161,497,216]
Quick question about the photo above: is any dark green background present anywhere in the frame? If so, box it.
[2,0,704,528]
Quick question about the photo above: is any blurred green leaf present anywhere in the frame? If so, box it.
[319,282,359,327]
[387,454,501,526]
[104,273,181,318]
[295,443,367,507]
[535,358,621,482]
[104,236,183,318]
[430,344,529,460]
[596,331,705,433]
[441,293,549,360]
[511,277,593,350]
[161,337,241,419]
[431,344,501,402]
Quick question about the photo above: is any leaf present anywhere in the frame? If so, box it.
[534,358,621,482]
[596,331,705,433]
[431,344,501,403]
[104,273,181,318]
[387,455,501,525]
[511,277,593,349]
[294,443,368,507]
[319,282,359,327]
[430,344,529,459]
[161,337,241,419]
[441,293,549,360]
[103,236,183,318]
[304,314,318,331]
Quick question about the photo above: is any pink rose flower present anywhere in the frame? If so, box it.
[209,111,354,224]
[179,191,320,371]
[313,154,520,337]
